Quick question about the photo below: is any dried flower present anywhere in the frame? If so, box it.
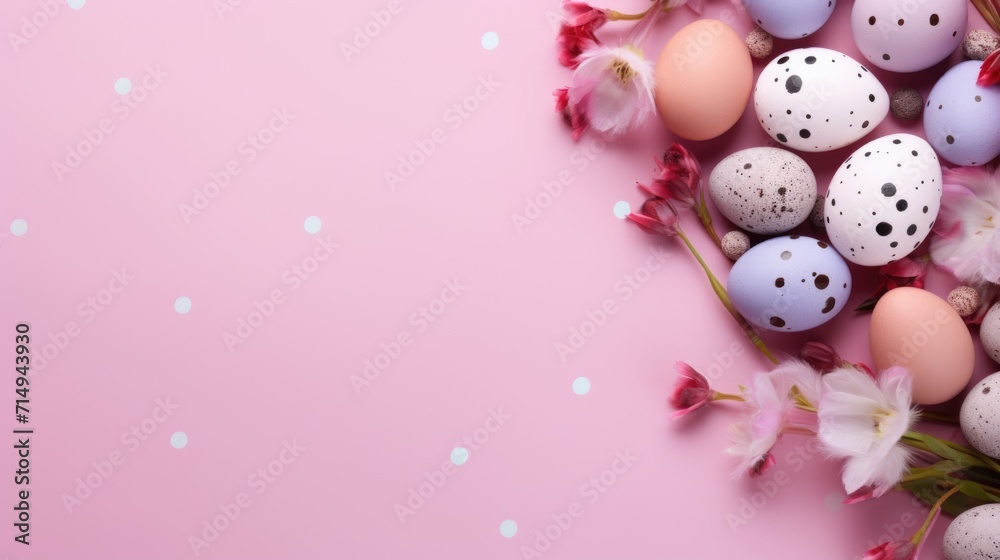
[627,197,679,236]
[818,367,917,496]
[930,165,1000,285]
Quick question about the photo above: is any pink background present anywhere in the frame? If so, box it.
[0,0,994,558]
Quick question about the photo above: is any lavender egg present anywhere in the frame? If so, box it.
[728,235,852,332]
[924,61,1000,166]
[742,0,836,40]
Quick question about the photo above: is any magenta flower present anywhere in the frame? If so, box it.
[668,362,712,419]
[637,143,703,211]
[856,257,928,311]
[862,541,915,560]
[627,198,679,236]
[557,1,610,68]
[978,48,1000,86]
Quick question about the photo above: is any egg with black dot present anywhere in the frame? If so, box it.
[851,0,966,73]
[708,147,817,234]
[728,235,852,332]
[924,60,1000,166]
[742,0,836,40]
[943,503,1000,560]
[754,48,889,152]
[959,372,1000,460]
[824,133,942,267]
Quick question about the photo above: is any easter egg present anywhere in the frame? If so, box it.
[943,504,1000,560]
[655,19,753,141]
[924,60,1000,166]
[960,372,1000,459]
[851,0,967,73]
[869,287,974,405]
[708,147,817,234]
[979,303,1000,364]
[728,235,852,332]
[742,0,836,40]
[824,134,942,267]
[754,48,889,152]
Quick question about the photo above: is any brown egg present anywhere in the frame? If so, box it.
[654,20,752,141]
[870,287,974,405]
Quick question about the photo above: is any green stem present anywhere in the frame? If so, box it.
[675,226,779,365]
[903,431,1000,474]
[712,391,745,402]
[910,484,960,546]
[697,187,723,249]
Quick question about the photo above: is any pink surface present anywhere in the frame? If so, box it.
[0,1,994,559]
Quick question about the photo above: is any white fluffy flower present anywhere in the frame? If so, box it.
[818,366,917,495]
[930,165,1000,285]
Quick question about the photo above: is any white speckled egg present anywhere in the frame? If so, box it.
[743,0,836,40]
[924,61,1000,166]
[960,372,1000,459]
[824,134,942,267]
[851,0,967,73]
[754,48,889,152]
[728,235,852,332]
[943,503,1000,560]
[709,148,817,234]
[980,303,1000,364]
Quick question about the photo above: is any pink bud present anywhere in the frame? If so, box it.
[668,362,711,420]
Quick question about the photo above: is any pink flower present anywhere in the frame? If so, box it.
[863,541,915,560]
[930,165,1000,285]
[978,48,1000,86]
[818,367,917,496]
[728,374,788,478]
[554,0,660,141]
[668,362,711,419]
[627,198,679,236]
[557,2,610,68]
[637,144,703,211]
[726,361,823,478]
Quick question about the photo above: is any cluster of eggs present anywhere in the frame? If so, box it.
[649,3,1000,524]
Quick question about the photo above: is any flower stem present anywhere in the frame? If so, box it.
[711,391,745,402]
[910,483,960,555]
[697,186,723,249]
[675,226,779,365]
[903,431,1000,474]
